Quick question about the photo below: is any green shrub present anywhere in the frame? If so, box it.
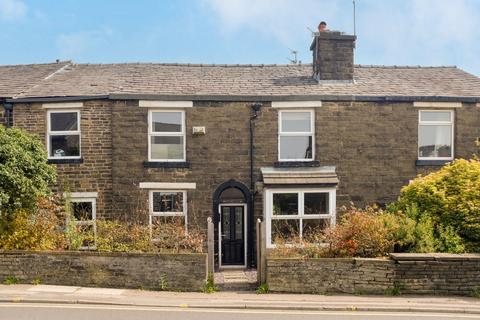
[0,126,56,225]
[394,158,479,251]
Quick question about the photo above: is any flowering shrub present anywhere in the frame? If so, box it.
[322,207,399,257]
[270,206,399,258]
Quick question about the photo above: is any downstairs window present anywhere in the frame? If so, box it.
[266,188,336,247]
[149,190,187,240]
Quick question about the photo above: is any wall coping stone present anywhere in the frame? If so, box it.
[0,250,206,258]
[390,253,480,262]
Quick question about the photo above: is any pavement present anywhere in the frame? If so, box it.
[1,284,480,315]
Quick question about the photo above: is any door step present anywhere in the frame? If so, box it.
[215,270,258,291]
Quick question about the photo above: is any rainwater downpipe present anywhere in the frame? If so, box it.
[249,102,262,268]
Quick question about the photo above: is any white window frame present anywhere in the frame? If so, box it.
[265,187,336,248]
[149,190,188,236]
[69,196,97,250]
[47,109,81,159]
[148,109,186,162]
[418,110,454,161]
[278,109,315,162]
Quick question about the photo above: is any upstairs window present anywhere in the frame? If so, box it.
[418,110,454,160]
[148,110,185,161]
[278,110,314,161]
[47,110,81,159]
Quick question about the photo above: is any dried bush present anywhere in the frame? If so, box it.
[0,196,67,250]
[322,207,399,257]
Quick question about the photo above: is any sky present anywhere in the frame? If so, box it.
[0,0,479,76]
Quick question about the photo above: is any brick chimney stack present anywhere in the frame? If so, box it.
[310,30,356,82]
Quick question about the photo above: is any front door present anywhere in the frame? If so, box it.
[220,205,245,266]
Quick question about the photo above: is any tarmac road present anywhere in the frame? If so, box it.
[0,303,479,320]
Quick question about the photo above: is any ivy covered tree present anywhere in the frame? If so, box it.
[0,125,56,227]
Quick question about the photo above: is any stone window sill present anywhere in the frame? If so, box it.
[143,161,190,168]
[48,158,84,164]
[274,161,320,168]
[415,159,452,166]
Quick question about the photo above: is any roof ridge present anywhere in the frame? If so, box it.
[0,60,72,68]
[356,64,457,69]
[74,62,307,68]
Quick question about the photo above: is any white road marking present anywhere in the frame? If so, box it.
[27,285,79,293]
[0,303,478,318]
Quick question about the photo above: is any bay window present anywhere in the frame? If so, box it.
[266,188,336,247]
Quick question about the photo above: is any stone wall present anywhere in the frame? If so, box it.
[0,251,207,291]
[267,253,480,296]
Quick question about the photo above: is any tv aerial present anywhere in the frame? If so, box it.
[287,48,300,64]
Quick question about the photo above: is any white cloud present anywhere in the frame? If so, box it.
[202,0,480,75]
[56,27,114,58]
[0,0,27,21]
[202,0,347,45]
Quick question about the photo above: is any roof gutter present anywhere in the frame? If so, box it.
[6,94,480,104]
[5,95,109,103]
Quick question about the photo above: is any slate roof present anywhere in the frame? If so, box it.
[2,62,480,101]
[0,61,70,98]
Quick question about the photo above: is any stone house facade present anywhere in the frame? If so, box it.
[2,31,480,268]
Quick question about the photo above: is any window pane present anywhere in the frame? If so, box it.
[235,207,243,240]
[303,219,330,242]
[419,125,452,158]
[279,136,312,160]
[304,193,328,215]
[50,112,78,131]
[152,112,182,132]
[49,135,80,157]
[152,192,183,213]
[420,111,451,122]
[221,207,230,240]
[151,136,184,160]
[272,219,300,244]
[72,201,93,221]
[281,112,311,132]
[273,193,298,215]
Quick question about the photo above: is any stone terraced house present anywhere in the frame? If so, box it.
[1,31,480,269]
